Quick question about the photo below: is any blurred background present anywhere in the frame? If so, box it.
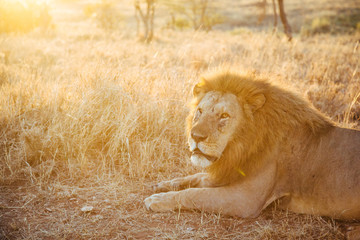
[1,0,359,38]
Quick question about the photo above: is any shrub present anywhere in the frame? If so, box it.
[84,0,124,31]
[164,0,225,31]
[202,12,225,30]
[301,9,360,36]
[166,16,191,30]
[311,17,331,33]
[230,27,253,36]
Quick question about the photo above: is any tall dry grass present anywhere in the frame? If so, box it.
[0,38,191,184]
[0,29,359,186]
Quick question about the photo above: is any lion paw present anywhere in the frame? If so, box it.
[153,178,190,193]
[144,192,178,212]
[153,181,176,193]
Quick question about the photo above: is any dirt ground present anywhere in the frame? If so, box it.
[1,179,359,239]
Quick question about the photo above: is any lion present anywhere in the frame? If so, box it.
[144,71,360,220]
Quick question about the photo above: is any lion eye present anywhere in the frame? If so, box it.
[220,113,230,119]
[194,108,202,121]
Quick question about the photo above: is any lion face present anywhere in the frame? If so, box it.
[189,91,242,168]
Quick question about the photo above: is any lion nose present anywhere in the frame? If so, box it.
[191,132,208,143]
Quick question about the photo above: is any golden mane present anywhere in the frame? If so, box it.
[188,71,334,185]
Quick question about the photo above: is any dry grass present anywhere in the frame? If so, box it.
[1,0,360,239]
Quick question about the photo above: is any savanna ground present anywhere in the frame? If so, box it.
[0,0,360,239]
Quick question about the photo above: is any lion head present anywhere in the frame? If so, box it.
[188,91,243,168]
[187,71,332,185]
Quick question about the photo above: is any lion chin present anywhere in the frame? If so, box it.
[190,154,212,168]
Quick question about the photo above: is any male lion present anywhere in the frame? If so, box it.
[144,71,360,220]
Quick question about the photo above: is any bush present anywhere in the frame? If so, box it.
[174,17,191,29]
[301,9,360,36]
[164,0,225,32]
[84,0,123,31]
[311,17,331,33]
[202,12,225,31]
[300,17,330,36]
[166,16,191,30]
[0,0,53,34]
[230,27,252,36]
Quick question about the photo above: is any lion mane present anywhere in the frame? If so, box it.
[187,71,334,185]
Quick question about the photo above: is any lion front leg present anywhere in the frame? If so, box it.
[153,173,215,193]
[145,186,266,218]
[145,161,277,217]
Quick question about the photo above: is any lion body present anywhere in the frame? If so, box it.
[145,71,360,220]
[279,126,360,219]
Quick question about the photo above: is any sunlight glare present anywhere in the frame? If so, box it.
[17,0,51,7]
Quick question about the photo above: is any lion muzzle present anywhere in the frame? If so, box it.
[192,148,218,162]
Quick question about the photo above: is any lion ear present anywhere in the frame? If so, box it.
[248,93,266,112]
[193,78,206,97]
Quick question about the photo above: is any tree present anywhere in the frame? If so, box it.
[134,0,155,43]
[277,0,292,40]
[257,0,292,40]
